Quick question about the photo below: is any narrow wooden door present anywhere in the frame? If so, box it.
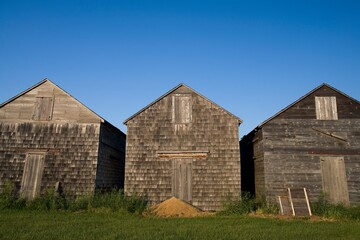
[321,157,349,205]
[20,154,45,199]
[172,159,192,203]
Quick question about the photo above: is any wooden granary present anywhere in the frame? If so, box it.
[124,84,242,211]
[241,83,360,205]
[0,79,126,199]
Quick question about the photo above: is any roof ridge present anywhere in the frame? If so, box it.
[123,83,242,125]
[0,78,106,123]
[257,82,359,128]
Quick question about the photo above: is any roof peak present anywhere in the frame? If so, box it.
[123,83,242,125]
[256,82,359,129]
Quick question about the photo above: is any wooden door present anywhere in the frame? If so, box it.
[20,154,45,199]
[33,97,53,121]
[172,159,192,202]
[321,157,349,205]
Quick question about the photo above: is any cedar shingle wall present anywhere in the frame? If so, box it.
[0,122,100,197]
[125,87,240,211]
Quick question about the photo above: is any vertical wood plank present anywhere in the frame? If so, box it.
[315,96,338,120]
[33,97,53,121]
[172,95,192,124]
[321,157,349,205]
[171,158,192,203]
[20,154,45,199]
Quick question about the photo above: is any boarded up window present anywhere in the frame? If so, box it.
[172,95,192,123]
[172,159,192,203]
[315,96,338,120]
[33,97,53,121]
[20,154,45,200]
[321,157,349,205]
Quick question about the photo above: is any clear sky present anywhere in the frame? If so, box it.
[1,0,359,137]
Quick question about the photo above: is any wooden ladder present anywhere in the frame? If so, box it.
[278,188,312,216]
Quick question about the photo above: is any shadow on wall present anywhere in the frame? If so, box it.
[240,134,255,197]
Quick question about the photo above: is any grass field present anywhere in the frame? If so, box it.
[1,210,359,240]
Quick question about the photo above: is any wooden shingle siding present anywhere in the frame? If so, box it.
[0,122,100,197]
[0,79,126,198]
[125,84,241,211]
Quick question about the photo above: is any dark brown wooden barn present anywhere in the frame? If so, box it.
[0,79,126,199]
[241,83,360,206]
[124,84,242,211]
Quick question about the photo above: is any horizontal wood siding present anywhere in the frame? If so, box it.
[275,85,360,120]
[261,119,360,204]
[125,86,240,211]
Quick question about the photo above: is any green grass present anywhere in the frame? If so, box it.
[0,210,359,240]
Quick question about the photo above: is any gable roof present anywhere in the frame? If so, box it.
[257,83,360,128]
[0,78,105,123]
[123,83,243,125]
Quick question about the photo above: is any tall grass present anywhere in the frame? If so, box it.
[220,192,279,215]
[0,181,147,214]
[312,193,360,220]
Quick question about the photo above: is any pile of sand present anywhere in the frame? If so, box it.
[151,197,206,217]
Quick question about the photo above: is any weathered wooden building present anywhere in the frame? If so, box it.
[0,79,126,199]
[241,83,360,205]
[124,84,242,211]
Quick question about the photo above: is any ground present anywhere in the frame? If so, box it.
[0,210,359,240]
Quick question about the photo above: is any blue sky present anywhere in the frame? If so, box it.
[1,0,359,136]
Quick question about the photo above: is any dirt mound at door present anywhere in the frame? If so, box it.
[151,197,205,217]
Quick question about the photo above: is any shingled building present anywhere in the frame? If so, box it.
[124,84,242,211]
[0,79,126,199]
[241,83,360,205]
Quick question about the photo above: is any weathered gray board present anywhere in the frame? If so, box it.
[33,97,54,121]
[278,196,292,215]
[241,84,360,205]
[172,159,192,203]
[321,157,349,205]
[20,153,45,199]
[288,188,312,216]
